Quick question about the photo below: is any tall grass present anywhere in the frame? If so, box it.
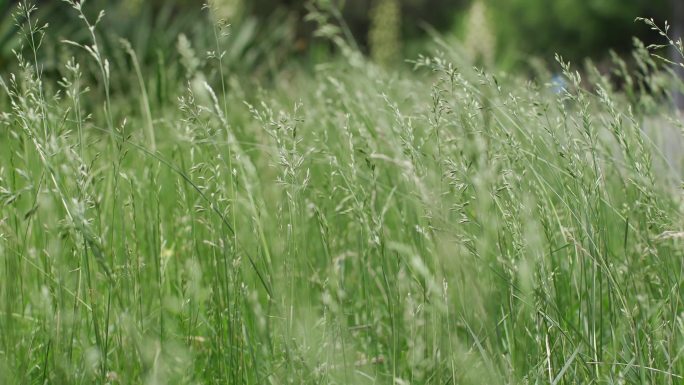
[1,2,683,384]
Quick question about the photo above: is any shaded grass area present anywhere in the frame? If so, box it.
[1,2,684,384]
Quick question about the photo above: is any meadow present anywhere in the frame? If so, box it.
[1,2,684,384]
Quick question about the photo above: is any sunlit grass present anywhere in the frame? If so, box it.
[1,2,683,384]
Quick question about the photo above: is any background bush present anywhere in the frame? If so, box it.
[1,0,678,70]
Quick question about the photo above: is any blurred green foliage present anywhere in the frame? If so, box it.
[0,0,678,71]
[487,0,672,65]
[215,0,676,66]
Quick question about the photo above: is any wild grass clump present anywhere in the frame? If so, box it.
[1,2,683,384]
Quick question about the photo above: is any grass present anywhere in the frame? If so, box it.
[1,1,684,384]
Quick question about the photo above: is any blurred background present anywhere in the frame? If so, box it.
[0,0,681,78]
